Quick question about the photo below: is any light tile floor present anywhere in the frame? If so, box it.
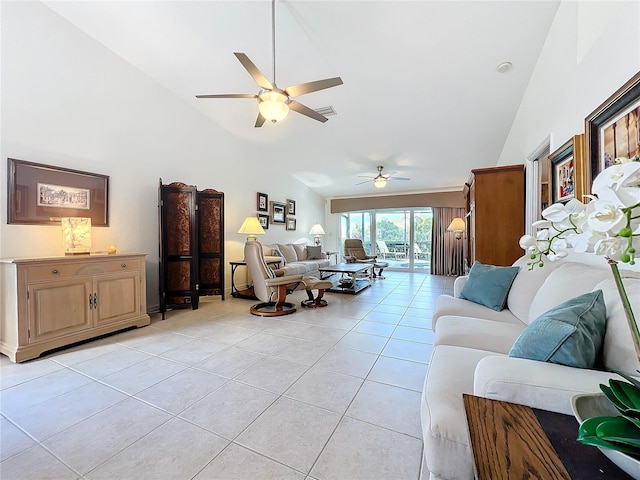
[1,272,454,480]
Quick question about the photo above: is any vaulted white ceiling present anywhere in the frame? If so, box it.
[43,0,559,198]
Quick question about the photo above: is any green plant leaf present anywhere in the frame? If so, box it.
[611,380,640,410]
[596,417,640,448]
[622,414,640,431]
[601,384,629,412]
[613,370,640,391]
[578,417,640,456]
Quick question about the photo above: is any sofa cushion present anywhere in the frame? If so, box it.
[527,262,608,322]
[599,276,640,375]
[459,261,520,311]
[435,316,525,354]
[271,247,287,265]
[307,245,323,260]
[509,290,606,369]
[277,243,298,263]
[432,295,522,330]
[507,256,562,324]
[292,243,308,261]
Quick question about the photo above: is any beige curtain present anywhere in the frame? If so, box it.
[431,207,466,276]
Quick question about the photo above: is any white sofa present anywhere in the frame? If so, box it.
[262,242,331,278]
[421,252,640,480]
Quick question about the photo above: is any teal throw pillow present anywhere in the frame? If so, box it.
[307,245,323,260]
[509,290,606,369]
[459,261,519,311]
[272,248,287,265]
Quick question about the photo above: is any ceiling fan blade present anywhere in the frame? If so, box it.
[389,177,411,181]
[355,179,373,186]
[356,175,375,179]
[289,100,328,123]
[195,94,258,99]
[285,77,343,97]
[234,52,273,90]
[255,113,266,128]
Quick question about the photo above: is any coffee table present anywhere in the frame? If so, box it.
[319,263,372,294]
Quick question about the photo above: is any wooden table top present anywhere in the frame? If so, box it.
[463,394,570,480]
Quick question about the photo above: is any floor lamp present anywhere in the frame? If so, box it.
[447,217,467,275]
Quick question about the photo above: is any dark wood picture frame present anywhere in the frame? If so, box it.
[257,192,268,212]
[270,201,286,224]
[286,217,296,231]
[7,158,109,226]
[585,72,640,188]
[287,199,296,216]
[549,135,585,203]
[258,213,269,230]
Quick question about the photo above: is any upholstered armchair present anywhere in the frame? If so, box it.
[344,239,377,264]
[244,241,332,315]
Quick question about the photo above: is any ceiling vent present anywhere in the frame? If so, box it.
[314,106,337,117]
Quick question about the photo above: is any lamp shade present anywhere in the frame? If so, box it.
[258,90,289,123]
[62,217,92,255]
[238,216,265,242]
[447,217,466,239]
[309,223,325,246]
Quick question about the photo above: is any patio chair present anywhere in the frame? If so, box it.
[377,240,406,260]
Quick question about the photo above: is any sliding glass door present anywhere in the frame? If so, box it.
[341,208,432,271]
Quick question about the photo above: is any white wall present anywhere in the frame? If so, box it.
[0,1,326,310]
[498,0,640,164]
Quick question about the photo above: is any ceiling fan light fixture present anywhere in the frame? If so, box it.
[258,90,289,123]
[374,177,387,188]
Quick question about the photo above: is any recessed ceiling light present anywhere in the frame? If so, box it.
[496,62,512,73]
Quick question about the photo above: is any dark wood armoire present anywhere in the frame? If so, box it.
[464,165,525,267]
[159,180,224,319]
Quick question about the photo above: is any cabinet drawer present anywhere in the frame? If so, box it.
[27,259,142,282]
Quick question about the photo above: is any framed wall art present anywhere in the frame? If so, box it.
[7,158,109,226]
[287,199,296,216]
[585,72,640,187]
[286,217,296,231]
[258,213,269,229]
[257,192,268,212]
[270,201,286,224]
[549,135,585,203]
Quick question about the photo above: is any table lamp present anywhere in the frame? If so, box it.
[238,216,265,242]
[309,223,325,246]
[62,217,92,255]
[447,217,466,240]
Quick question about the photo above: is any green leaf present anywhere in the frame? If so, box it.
[611,380,640,410]
[601,384,629,412]
[596,417,640,448]
[578,417,640,456]
[614,370,640,391]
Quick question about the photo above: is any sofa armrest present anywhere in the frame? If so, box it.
[453,276,468,298]
[473,355,619,415]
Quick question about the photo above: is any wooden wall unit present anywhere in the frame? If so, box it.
[0,253,150,363]
[158,180,224,319]
[465,164,525,266]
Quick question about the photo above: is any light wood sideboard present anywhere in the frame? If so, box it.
[1,253,150,362]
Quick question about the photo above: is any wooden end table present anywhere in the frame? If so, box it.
[463,394,631,479]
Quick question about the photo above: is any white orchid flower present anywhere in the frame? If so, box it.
[542,202,572,222]
[519,235,537,250]
[594,237,628,262]
[587,200,626,233]
[547,251,568,261]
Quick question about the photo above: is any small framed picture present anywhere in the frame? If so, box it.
[270,201,286,224]
[550,138,577,203]
[287,199,296,215]
[258,213,269,230]
[257,192,268,212]
[286,217,296,231]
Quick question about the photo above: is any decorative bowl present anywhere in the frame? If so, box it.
[571,393,640,479]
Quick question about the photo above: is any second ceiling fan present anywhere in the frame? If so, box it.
[196,0,343,127]
[356,166,411,189]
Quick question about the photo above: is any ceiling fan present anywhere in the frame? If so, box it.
[356,166,411,189]
[196,0,343,127]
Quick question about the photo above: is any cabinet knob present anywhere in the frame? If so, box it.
[121,263,127,268]
[52,269,59,274]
